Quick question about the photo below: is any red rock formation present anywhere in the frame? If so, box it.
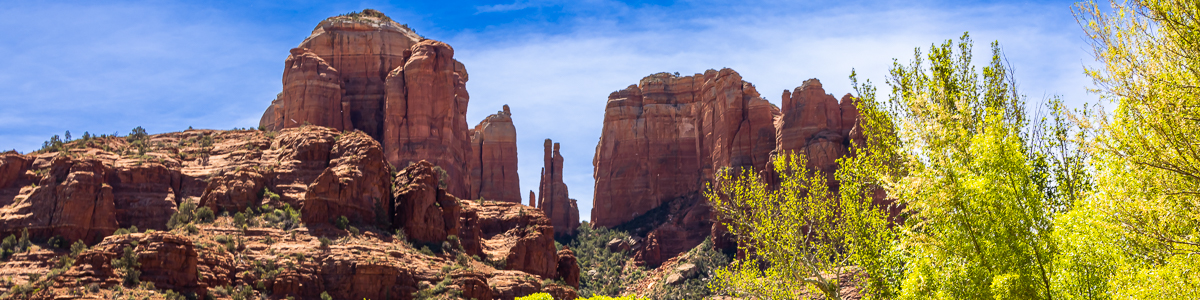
[70,232,203,293]
[0,155,118,243]
[556,247,580,288]
[392,160,461,244]
[199,168,266,214]
[265,48,345,131]
[775,79,858,178]
[591,69,779,228]
[469,105,521,203]
[464,200,559,278]
[301,130,391,225]
[537,139,579,237]
[260,11,475,199]
[383,39,473,199]
[288,12,423,138]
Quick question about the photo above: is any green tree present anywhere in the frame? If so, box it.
[853,33,1087,299]
[706,150,896,299]
[1057,1,1200,298]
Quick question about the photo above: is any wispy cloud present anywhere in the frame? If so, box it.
[475,0,543,13]
[0,0,1092,222]
[450,0,1093,221]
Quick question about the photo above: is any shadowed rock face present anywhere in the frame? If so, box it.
[470,105,521,204]
[261,13,474,199]
[537,139,579,238]
[591,69,780,228]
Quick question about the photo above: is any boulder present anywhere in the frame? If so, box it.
[467,200,558,278]
[301,130,391,225]
[556,247,580,288]
[392,160,461,244]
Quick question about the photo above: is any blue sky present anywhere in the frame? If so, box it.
[0,0,1094,221]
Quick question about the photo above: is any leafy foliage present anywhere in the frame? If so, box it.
[707,152,893,299]
[1057,1,1200,298]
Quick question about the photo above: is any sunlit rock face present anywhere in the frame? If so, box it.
[260,11,474,198]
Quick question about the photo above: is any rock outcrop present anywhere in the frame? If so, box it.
[0,127,401,243]
[301,130,392,225]
[591,69,779,228]
[463,200,559,279]
[537,139,579,238]
[556,247,580,288]
[592,71,868,267]
[392,160,461,244]
[469,105,521,203]
[383,39,473,199]
[260,11,475,199]
[0,155,119,243]
[274,10,423,138]
[774,79,859,180]
[265,48,346,131]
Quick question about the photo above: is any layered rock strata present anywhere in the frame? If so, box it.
[469,105,521,203]
[591,69,779,228]
[774,79,860,181]
[2,127,577,300]
[260,11,474,198]
[536,139,579,238]
[592,71,866,266]
[0,127,392,242]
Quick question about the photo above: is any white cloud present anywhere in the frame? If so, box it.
[476,1,537,13]
[452,1,1095,221]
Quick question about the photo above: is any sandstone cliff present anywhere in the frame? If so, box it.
[469,105,521,203]
[591,71,866,266]
[774,79,859,182]
[537,139,579,238]
[591,69,779,228]
[260,11,474,199]
[0,126,577,300]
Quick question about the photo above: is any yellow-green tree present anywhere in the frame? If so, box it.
[1055,1,1200,298]
[705,150,898,299]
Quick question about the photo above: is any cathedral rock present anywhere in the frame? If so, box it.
[591,69,779,228]
[260,11,493,201]
[591,70,863,266]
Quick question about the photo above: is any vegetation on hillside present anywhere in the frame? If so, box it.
[566,223,646,297]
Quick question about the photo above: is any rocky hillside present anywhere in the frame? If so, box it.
[0,126,578,300]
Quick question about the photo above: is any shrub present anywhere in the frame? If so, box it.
[320,291,333,300]
[319,237,332,248]
[348,226,360,236]
[262,188,280,202]
[167,200,197,230]
[431,166,449,189]
[70,240,87,257]
[46,235,66,249]
[233,212,247,228]
[333,215,349,230]
[195,207,216,223]
[111,245,141,286]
